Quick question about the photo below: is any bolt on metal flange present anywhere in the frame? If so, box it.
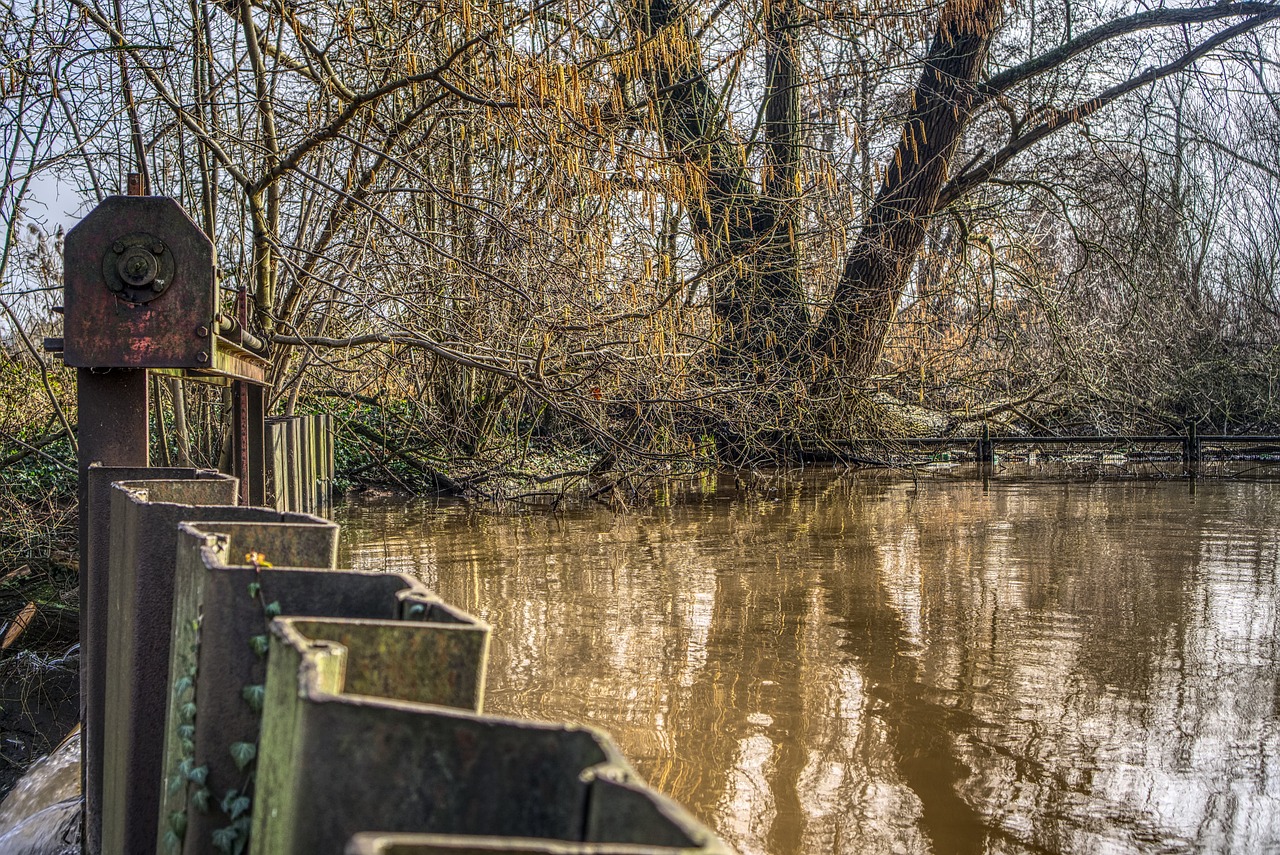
[101,232,175,304]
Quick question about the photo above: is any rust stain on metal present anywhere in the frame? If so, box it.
[62,195,269,384]
[63,196,216,371]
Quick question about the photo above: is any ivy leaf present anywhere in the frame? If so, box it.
[163,829,182,852]
[174,676,193,696]
[263,601,281,618]
[241,684,265,713]
[246,582,261,598]
[180,702,198,723]
[211,826,238,854]
[248,635,269,657]
[177,724,195,741]
[229,741,257,772]
[228,795,251,821]
[186,764,209,786]
[167,774,185,796]
[168,810,187,835]
[191,786,211,813]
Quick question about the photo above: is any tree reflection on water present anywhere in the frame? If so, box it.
[338,475,1280,855]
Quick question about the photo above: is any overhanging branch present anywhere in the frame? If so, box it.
[939,14,1278,209]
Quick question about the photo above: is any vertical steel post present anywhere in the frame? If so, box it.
[232,287,267,506]
[233,383,266,506]
[1184,421,1200,477]
[76,370,148,855]
[979,423,995,466]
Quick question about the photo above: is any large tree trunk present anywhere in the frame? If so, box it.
[629,0,1004,380]
[626,0,809,373]
[812,0,1005,376]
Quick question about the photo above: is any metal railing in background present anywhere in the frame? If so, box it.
[843,423,1280,474]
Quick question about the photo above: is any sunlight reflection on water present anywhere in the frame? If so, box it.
[338,474,1280,855]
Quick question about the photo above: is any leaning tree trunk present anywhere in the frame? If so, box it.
[811,0,1005,377]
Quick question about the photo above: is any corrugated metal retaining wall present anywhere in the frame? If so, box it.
[90,472,730,855]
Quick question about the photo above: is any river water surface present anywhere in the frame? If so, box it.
[336,473,1280,855]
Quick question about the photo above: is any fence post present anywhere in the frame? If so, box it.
[1184,422,1200,476]
[979,423,995,466]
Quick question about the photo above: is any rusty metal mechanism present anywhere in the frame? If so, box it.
[101,233,174,303]
[47,195,268,386]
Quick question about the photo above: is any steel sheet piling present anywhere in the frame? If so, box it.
[83,466,217,855]
[101,480,334,855]
[159,520,492,855]
[263,415,337,513]
[252,618,726,855]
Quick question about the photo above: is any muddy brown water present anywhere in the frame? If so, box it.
[336,472,1280,855]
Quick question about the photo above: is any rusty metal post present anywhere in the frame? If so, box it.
[232,286,268,507]
[234,382,266,506]
[75,394,147,855]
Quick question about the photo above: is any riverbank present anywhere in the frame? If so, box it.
[0,481,78,800]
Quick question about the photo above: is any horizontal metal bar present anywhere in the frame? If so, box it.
[990,436,1177,445]
[857,434,1280,446]
[214,312,268,353]
[1199,436,1280,444]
